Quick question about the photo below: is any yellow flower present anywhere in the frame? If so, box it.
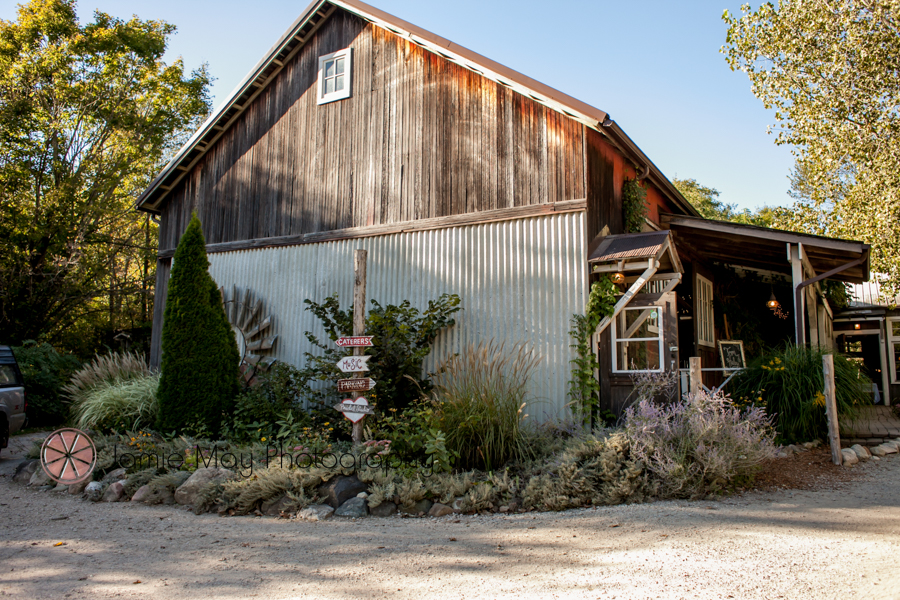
[813,391,825,407]
[261,437,267,442]
[757,396,763,402]
[774,357,781,364]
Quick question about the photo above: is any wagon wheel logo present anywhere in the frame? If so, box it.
[40,428,97,485]
[221,285,278,381]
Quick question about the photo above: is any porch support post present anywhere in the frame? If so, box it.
[789,243,806,345]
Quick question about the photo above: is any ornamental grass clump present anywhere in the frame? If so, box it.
[624,390,776,499]
[70,373,160,431]
[63,350,152,404]
[430,341,540,471]
[730,345,868,443]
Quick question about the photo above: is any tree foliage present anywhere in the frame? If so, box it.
[673,177,777,227]
[0,0,211,351]
[723,1,900,289]
[156,214,240,435]
[301,293,462,414]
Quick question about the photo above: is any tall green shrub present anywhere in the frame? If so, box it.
[156,214,240,435]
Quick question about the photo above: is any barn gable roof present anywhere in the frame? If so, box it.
[137,0,697,217]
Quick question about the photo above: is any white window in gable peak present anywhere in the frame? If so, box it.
[317,48,352,105]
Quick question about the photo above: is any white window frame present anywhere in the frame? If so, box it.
[611,305,665,374]
[887,318,900,383]
[317,48,352,105]
[695,274,715,348]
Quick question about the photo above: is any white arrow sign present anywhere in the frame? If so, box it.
[333,397,374,423]
[336,355,371,373]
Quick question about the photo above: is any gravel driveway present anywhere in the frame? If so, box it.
[1,433,898,600]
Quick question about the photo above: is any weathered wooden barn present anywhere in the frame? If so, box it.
[138,0,876,418]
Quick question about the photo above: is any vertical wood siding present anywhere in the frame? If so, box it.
[157,10,587,251]
[192,211,588,419]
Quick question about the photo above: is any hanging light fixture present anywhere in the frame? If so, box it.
[611,272,626,285]
[766,289,780,309]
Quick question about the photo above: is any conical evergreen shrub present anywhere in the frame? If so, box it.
[156,213,240,435]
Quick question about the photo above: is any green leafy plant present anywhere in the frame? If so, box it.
[301,293,462,413]
[622,178,649,233]
[156,213,241,435]
[11,341,81,426]
[430,341,539,471]
[568,277,617,426]
[730,345,868,443]
[71,373,160,431]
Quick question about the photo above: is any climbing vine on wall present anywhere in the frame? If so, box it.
[623,178,648,233]
[568,276,618,427]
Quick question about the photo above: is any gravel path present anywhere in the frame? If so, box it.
[1,433,898,600]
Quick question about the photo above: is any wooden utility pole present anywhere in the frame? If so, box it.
[351,249,367,443]
[823,354,842,465]
[689,356,702,397]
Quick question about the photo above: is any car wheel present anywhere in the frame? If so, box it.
[0,417,8,453]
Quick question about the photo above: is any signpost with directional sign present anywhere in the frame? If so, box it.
[335,336,373,348]
[332,397,375,423]
[336,355,371,373]
[337,378,376,393]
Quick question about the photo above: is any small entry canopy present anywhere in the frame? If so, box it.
[588,230,683,335]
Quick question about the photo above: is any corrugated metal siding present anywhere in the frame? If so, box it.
[206,211,587,419]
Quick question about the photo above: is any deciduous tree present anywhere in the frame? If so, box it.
[0,0,211,349]
[723,1,900,288]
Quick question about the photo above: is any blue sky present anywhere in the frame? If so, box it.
[1,0,794,211]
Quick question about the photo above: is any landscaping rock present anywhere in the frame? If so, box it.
[261,495,295,516]
[102,481,126,502]
[400,499,433,516]
[101,468,127,483]
[174,467,234,506]
[870,445,889,457]
[28,467,52,487]
[299,504,334,522]
[841,449,859,466]
[335,497,369,518]
[317,475,367,509]
[68,479,91,495]
[130,484,151,503]
[369,501,398,518]
[428,503,454,518]
[13,459,39,484]
[881,442,899,453]
[850,444,871,460]
[84,481,106,501]
[52,483,68,492]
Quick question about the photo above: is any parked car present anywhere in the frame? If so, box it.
[0,345,27,454]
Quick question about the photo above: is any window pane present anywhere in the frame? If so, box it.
[0,365,17,385]
[325,78,334,95]
[325,60,335,78]
[894,342,900,377]
[335,74,344,91]
[892,321,900,337]
[618,308,660,339]
[616,341,661,371]
[335,57,344,74]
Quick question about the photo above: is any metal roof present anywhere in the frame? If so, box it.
[588,231,671,263]
[135,0,698,218]
[661,213,871,284]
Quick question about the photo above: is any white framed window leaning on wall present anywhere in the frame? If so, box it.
[888,318,900,383]
[695,274,714,347]
[317,48,352,104]
[611,306,664,373]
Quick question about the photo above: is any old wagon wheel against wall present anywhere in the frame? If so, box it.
[221,285,278,381]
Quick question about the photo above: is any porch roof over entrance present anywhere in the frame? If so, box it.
[660,214,871,283]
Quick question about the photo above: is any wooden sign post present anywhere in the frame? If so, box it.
[350,249,367,443]
[823,354,842,466]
